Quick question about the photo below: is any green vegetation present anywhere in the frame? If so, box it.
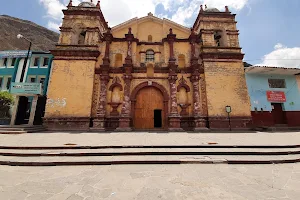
[0,91,14,118]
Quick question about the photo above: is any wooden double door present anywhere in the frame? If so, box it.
[134,87,165,130]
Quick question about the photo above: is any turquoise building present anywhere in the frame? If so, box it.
[0,51,53,94]
[0,50,53,125]
[245,66,300,127]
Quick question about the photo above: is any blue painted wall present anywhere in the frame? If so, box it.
[0,51,53,95]
[0,57,20,90]
[246,74,300,112]
[25,53,53,95]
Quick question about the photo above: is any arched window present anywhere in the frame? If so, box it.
[115,53,123,67]
[146,49,155,62]
[178,54,185,68]
[78,31,86,45]
[148,35,153,42]
[214,31,222,47]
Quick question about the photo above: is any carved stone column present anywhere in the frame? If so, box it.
[117,28,134,131]
[166,28,182,131]
[93,75,110,130]
[118,74,133,131]
[189,29,208,131]
[93,28,112,131]
[190,73,206,129]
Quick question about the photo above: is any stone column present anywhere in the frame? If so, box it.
[168,75,182,131]
[189,29,208,131]
[93,28,112,131]
[190,74,207,131]
[28,96,38,126]
[117,28,134,131]
[93,75,110,130]
[117,75,133,131]
[167,28,182,131]
[10,96,20,126]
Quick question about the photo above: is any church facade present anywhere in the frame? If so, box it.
[44,1,252,131]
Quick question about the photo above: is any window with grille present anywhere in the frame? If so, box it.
[40,77,46,91]
[27,76,36,83]
[268,79,286,88]
[30,77,36,83]
[42,58,49,67]
[146,50,155,62]
[3,58,8,66]
[11,58,16,67]
[33,58,39,67]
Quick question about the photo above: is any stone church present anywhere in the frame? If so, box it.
[44,0,252,131]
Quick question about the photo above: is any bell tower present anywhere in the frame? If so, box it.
[193,5,252,130]
[44,0,108,130]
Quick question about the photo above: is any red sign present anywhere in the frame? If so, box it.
[267,91,286,103]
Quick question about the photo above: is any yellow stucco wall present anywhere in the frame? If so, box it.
[112,19,190,40]
[110,20,190,68]
[204,61,251,117]
[45,60,95,118]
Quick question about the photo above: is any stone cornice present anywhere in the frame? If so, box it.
[201,52,244,60]
[51,45,100,58]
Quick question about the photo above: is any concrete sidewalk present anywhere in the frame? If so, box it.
[0,131,299,147]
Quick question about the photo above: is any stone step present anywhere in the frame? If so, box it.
[0,131,27,134]
[0,147,299,155]
[0,144,299,150]
[0,154,299,166]
[0,125,46,133]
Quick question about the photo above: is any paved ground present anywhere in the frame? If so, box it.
[0,132,299,199]
[0,131,300,146]
[0,164,300,200]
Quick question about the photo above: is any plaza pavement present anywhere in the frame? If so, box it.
[0,131,299,200]
[0,131,300,147]
[0,162,300,199]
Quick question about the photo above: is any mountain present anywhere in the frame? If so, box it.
[0,15,59,52]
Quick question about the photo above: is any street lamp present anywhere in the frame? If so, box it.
[225,105,232,131]
[17,34,32,82]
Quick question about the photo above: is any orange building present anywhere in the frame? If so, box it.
[44,1,252,131]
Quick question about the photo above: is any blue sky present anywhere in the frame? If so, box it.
[1,0,300,67]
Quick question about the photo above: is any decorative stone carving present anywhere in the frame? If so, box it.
[109,102,121,116]
[177,76,191,92]
[179,103,191,116]
[109,76,123,92]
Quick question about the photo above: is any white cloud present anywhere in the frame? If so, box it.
[39,0,65,20]
[47,21,61,31]
[257,43,300,68]
[39,0,249,31]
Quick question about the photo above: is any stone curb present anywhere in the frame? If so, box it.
[0,151,300,157]
[0,145,299,150]
[1,159,300,166]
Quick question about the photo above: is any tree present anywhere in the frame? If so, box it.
[0,91,14,118]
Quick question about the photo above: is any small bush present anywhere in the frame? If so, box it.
[0,91,14,118]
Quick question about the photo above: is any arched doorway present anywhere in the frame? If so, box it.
[131,82,169,130]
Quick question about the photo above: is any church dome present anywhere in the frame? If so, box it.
[78,2,95,7]
[205,8,220,12]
